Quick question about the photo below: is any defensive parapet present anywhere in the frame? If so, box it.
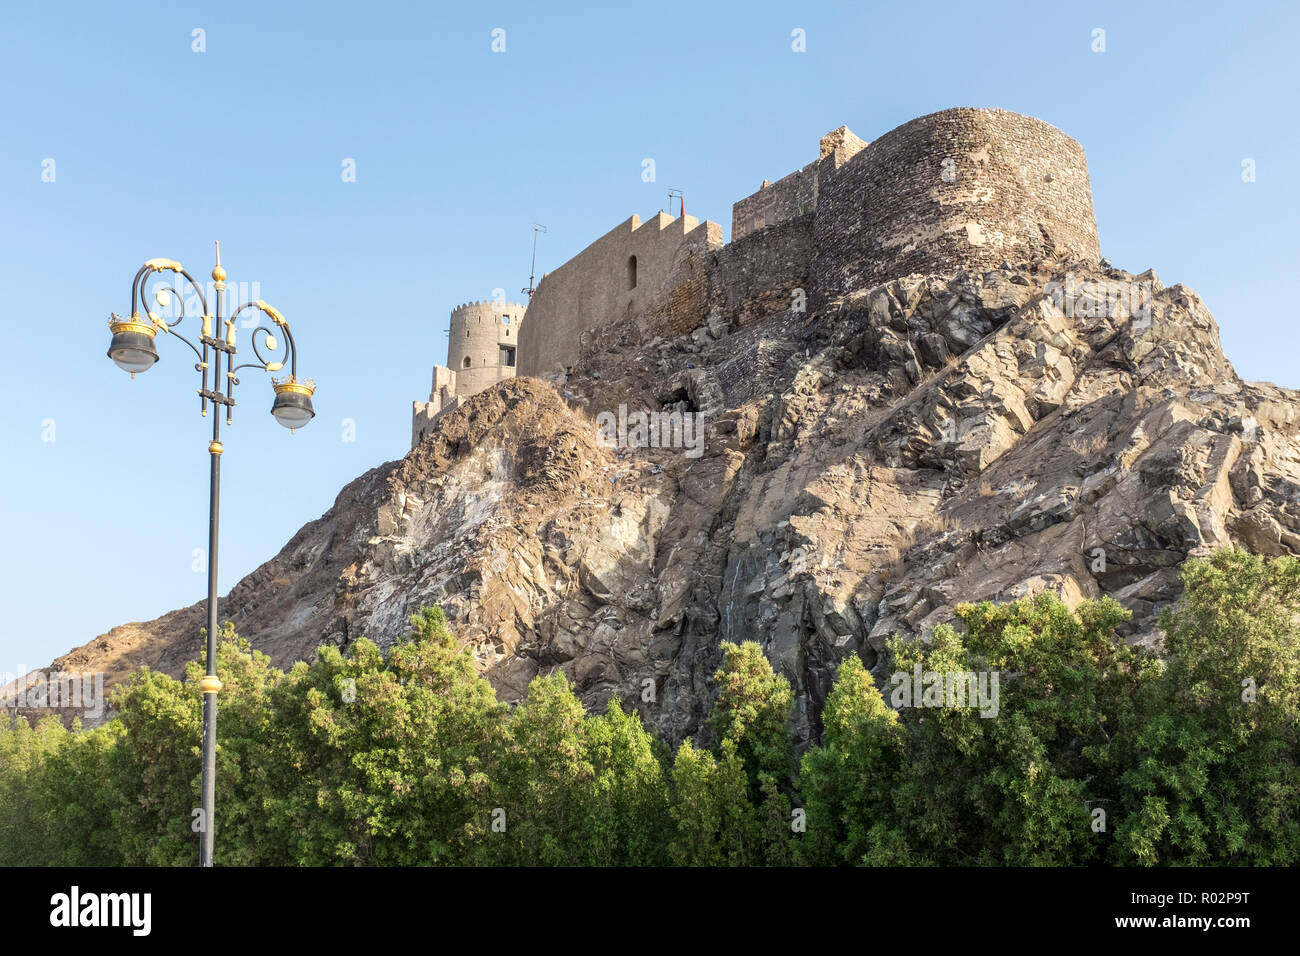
[731,125,869,240]
[517,211,724,380]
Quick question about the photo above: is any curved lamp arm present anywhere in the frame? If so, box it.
[229,299,303,378]
[106,247,315,430]
[126,258,212,360]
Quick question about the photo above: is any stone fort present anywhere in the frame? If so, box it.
[412,299,527,441]
[413,107,1100,446]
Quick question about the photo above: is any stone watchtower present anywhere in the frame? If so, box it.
[412,300,526,446]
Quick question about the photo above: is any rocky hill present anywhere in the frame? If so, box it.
[48,255,1300,746]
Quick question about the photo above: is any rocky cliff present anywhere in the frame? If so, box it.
[50,253,1300,747]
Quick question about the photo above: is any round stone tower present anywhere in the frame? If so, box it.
[447,300,527,395]
[414,299,529,446]
[812,107,1101,298]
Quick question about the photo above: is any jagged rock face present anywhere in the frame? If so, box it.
[52,261,1300,747]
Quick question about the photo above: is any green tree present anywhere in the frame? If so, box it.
[871,593,1154,865]
[1113,549,1300,865]
[710,641,794,799]
[261,607,506,865]
[667,738,759,865]
[576,698,671,865]
[36,720,124,865]
[0,716,71,864]
[487,672,592,865]
[798,655,903,865]
[109,665,203,865]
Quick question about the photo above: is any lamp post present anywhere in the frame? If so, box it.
[106,243,315,867]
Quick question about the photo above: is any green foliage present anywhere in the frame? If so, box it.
[110,664,204,865]
[482,675,671,865]
[814,591,1161,865]
[36,720,123,865]
[667,738,758,865]
[573,698,671,865]
[879,593,1155,865]
[1112,549,1300,865]
[711,641,795,798]
[259,607,507,865]
[488,672,593,864]
[798,655,903,865]
[1,549,1296,866]
[0,716,75,865]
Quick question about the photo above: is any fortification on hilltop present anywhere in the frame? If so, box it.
[412,108,1101,447]
[724,108,1099,313]
[412,300,526,446]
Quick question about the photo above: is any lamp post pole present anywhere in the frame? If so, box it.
[106,243,316,867]
[199,262,224,869]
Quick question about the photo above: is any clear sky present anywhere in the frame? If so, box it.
[1,0,1296,674]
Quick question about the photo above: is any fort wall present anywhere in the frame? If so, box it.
[517,212,724,380]
[709,213,815,331]
[810,108,1099,298]
[732,163,819,242]
[413,108,1102,448]
[731,125,868,242]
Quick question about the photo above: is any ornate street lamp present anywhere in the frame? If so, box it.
[106,243,315,867]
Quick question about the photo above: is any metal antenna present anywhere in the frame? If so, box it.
[523,223,547,299]
[667,188,684,218]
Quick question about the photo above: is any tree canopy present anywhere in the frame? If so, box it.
[1,549,1294,866]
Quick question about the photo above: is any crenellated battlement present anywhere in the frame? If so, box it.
[516,210,725,379]
[451,300,529,314]
[628,211,708,237]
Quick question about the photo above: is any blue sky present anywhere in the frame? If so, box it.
[1,0,1296,673]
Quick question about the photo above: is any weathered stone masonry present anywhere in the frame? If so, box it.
[810,108,1100,300]
[731,124,869,241]
[413,108,1101,447]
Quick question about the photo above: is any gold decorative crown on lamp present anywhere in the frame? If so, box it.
[271,375,316,395]
[107,313,158,338]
